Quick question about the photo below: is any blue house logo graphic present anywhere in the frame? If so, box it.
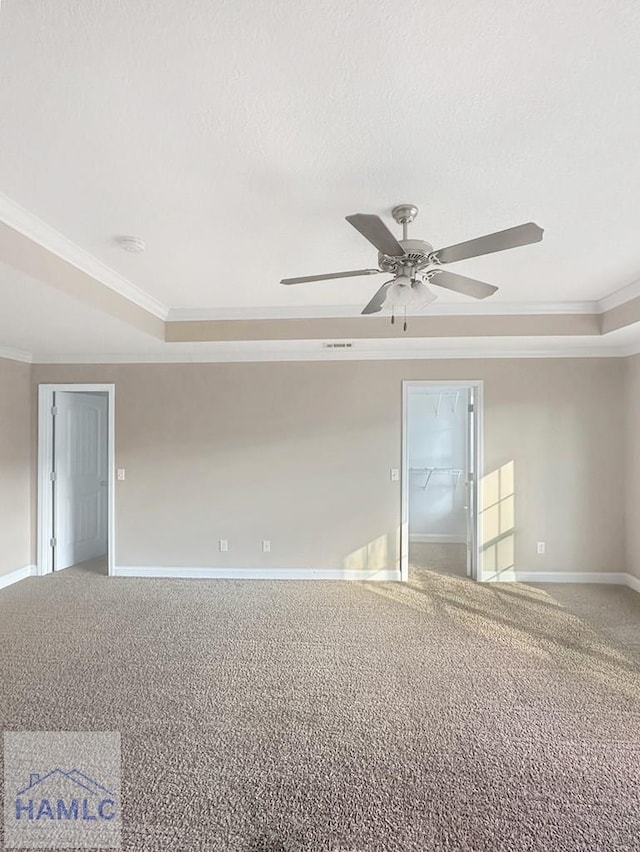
[15,768,117,822]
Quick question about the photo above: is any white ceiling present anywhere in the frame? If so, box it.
[1,0,640,323]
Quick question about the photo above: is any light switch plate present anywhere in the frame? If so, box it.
[390,468,400,481]
[117,469,125,481]
[219,539,228,552]
[262,540,271,553]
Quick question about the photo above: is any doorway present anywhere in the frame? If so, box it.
[400,381,482,582]
[37,384,115,577]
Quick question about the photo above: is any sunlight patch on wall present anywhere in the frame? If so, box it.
[481,460,515,581]
[343,534,389,571]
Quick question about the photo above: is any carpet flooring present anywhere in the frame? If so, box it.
[1,564,640,851]
[409,542,468,577]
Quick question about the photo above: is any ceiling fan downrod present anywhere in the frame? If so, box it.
[391,204,419,242]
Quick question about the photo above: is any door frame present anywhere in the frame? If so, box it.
[400,380,484,582]
[37,384,116,577]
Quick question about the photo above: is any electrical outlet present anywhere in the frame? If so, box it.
[219,539,228,552]
[390,468,400,481]
[537,541,546,555]
[262,540,271,553]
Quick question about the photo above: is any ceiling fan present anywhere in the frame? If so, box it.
[281,204,543,327]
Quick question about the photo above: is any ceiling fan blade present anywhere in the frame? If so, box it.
[432,222,543,264]
[361,281,393,314]
[281,269,381,285]
[345,214,405,258]
[428,269,498,299]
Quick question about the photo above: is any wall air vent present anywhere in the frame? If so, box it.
[322,342,354,349]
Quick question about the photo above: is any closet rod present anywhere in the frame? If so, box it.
[409,467,464,490]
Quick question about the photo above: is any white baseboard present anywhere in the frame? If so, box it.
[482,569,639,593]
[410,534,466,544]
[514,571,628,584]
[0,564,36,591]
[12,561,639,593]
[113,566,400,581]
[624,573,640,594]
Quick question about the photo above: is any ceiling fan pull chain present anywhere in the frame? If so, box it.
[403,306,407,332]
[391,308,395,325]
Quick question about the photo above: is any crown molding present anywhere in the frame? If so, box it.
[598,278,640,312]
[0,192,169,320]
[166,300,598,322]
[29,336,628,364]
[0,344,32,363]
[29,349,624,364]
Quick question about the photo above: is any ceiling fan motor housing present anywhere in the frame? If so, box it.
[378,239,434,273]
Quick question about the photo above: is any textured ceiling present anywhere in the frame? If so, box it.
[1,0,640,317]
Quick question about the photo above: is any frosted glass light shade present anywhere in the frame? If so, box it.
[385,278,437,309]
[409,280,437,307]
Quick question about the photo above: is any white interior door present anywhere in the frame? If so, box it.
[53,392,108,570]
[465,387,477,578]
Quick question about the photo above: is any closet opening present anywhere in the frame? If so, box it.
[400,381,483,581]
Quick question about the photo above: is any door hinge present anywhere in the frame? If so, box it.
[51,405,58,416]
[49,471,57,482]
[50,537,56,548]
[468,472,475,482]
[468,403,474,413]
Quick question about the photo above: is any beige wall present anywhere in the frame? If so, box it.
[625,354,640,579]
[0,357,32,576]
[32,359,626,577]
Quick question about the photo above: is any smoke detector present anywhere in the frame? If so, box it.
[115,235,145,254]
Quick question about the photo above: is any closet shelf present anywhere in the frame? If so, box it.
[409,467,464,490]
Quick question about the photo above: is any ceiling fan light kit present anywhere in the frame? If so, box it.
[393,279,437,307]
[280,203,544,328]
